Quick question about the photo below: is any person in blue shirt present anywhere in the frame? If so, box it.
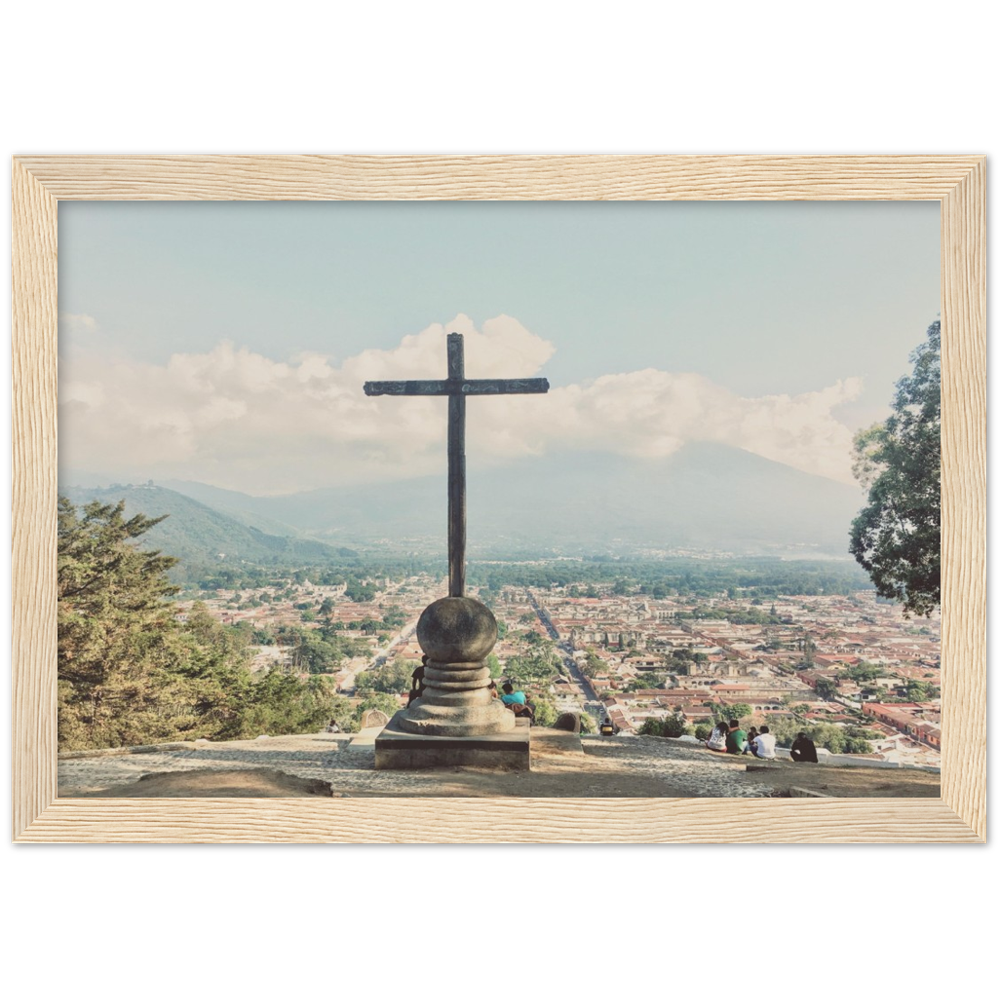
[500,682,526,706]
[500,681,536,723]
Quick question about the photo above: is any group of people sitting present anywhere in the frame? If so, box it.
[706,719,777,758]
[407,656,536,723]
[704,719,819,762]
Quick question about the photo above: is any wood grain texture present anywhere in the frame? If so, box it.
[939,159,987,842]
[14,798,981,844]
[11,154,986,201]
[11,158,59,841]
[10,154,987,843]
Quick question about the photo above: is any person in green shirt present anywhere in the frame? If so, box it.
[725,718,747,754]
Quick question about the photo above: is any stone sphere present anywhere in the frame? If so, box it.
[417,597,498,663]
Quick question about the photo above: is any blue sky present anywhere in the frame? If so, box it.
[58,200,940,493]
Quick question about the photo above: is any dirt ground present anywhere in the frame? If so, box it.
[75,768,334,798]
[62,730,940,799]
[741,760,939,797]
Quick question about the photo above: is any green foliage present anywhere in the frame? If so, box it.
[764,714,874,755]
[532,697,558,728]
[581,649,604,679]
[578,712,595,734]
[624,673,668,692]
[485,653,503,679]
[354,693,400,726]
[904,678,940,702]
[381,607,406,630]
[694,724,713,741]
[712,703,752,723]
[640,712,690,738]
[504,650,559,685]
[355,658,412,695]
[57,497,340,750]
[344,580,377,603]
[814,677,838,699]
[843,663,883,683]
[467,556,871,600]
[850,321,941,616]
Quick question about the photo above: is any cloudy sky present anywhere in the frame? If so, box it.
[58,200,940,494]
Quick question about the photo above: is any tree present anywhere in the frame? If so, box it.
[850,321,941,616]
[532,697,557,727]
[640,712,689,738]
[713,703,752,723]
[356,657,411,694]
[814,677,838,700]
[57,497,340,749]
[58,498,184,748]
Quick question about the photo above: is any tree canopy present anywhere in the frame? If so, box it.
[850,321,941,617]
[58,497,338,750]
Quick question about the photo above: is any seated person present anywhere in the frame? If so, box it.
[500,682,526,707]
[600,714,617,735]
[500,681,535,723]
[725,719,747,755]
[407,655,428,707]
[750,725,777,759]
[743,726,759,755]
[705,720,729,752]
[790,732,819,763]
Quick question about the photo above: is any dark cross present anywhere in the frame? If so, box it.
[364,332,549,598]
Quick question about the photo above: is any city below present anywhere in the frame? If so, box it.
[182,570,941,769]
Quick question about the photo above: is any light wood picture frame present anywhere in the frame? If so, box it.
[11,154,986,843]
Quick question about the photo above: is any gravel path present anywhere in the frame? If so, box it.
[58,731,776,798]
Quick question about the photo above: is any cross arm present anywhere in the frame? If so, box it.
[461,378,549,395]
[364,377,549,397]
[364,380,450,396]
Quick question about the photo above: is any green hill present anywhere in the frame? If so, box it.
[62,484,357,568]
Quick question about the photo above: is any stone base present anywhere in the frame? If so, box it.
[375,713,531,771]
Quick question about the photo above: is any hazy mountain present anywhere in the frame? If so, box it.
[158,479,308,538]
[131,444,866,558]
[62,484,357,566]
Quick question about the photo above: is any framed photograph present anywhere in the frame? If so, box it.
[11,153,986,844]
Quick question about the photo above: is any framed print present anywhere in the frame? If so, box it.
[11,153,986,844]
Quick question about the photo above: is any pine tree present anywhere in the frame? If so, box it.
[58,498,184,748]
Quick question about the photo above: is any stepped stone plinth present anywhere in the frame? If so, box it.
[375,596,530,770]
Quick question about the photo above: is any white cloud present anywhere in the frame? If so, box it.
[59,314,861,492]
[59,313,99,334]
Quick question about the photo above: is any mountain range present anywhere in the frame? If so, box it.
[62,444,866,563]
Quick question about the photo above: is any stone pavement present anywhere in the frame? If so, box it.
[58,730,774,798]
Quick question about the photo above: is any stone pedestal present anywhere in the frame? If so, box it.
[375,714,531,771]
[374,595,529,770]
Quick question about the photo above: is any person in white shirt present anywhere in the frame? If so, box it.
[705,720,729,752]
[750,725,777,759]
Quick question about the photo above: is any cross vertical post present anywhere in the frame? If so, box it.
[447,333,466,598]
[363,331,549,602]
